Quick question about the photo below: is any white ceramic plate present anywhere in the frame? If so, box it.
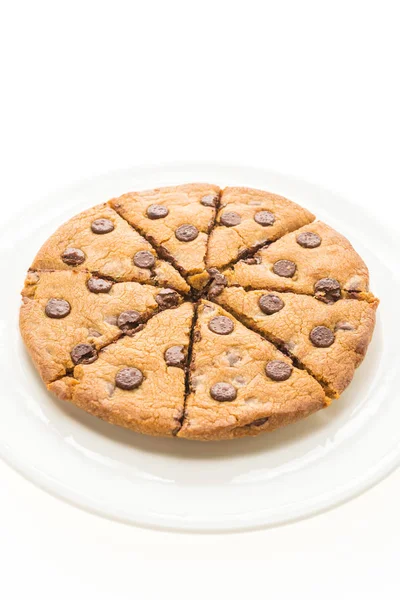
[1,163,398,532]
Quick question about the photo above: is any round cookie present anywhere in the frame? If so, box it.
[20,183,378,440]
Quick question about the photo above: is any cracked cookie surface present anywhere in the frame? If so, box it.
[223,221,373,301]
[178,301,328,440]
[215,286,379,398]
[20,270,183,383]
[49,303,194,437]
[31,203,189,293]
[109,184,220,286]
[20,183,378,440]
[206,187,315,270]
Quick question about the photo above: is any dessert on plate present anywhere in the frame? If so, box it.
[20,184,379,440]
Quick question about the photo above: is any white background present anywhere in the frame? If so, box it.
[1,1,399,598]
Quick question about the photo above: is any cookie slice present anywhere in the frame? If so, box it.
[206,187,315,269]
[31,204,189,294]
[178,300,327,440]
[216,287,379,398]
[20,270,183,383]
[109,184,220,284]
[223,221,373,302]
[49,303,194,437]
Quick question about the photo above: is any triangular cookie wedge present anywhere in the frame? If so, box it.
[31,204,189,294]
[178,300,327,440]
[49,303,194,437]
[109,184,220,284]
[20,270,184,383]
[215,287,379,398]
[223,221,373,302]
[206,187,315,269]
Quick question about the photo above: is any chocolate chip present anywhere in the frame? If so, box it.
[193,330,201,342]
[207,269,227,299]
[133,250,156,269]
[214,275,227,285]
[220,211,241,227]
[146,204,169,219]
[226,350,241,366]
[117,310,142,333]
[273,259,296,278]
[208,283,225,299]
[91,218,114,234]
[164,345,185,367]
[71,343,98,365]
[314,278,341,303]
[61,248,85,266]
[296,231,321,248]
[249,417,269,427]
[175,224,199,242]
[200,194,218,207]
[155,288,180,309]
[242,256,262,265]
[254,211,275,226]
[207,268,226,285]
[45,298,71,319]
[258,294,284,315]
[309,326,335,348]
[87,277,113,293]
[265,361,293,381]
[208,316,234,335]
[210,382,237,402]
[115,367,143,390]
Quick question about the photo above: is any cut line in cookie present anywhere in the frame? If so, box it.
[20,183,379,440]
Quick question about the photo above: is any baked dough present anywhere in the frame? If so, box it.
[20,184,378,440]
[178,301,327,440]
[206,186,314,269]
[215,286,378,398]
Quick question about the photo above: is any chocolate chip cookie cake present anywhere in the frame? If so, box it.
[20,184,379,440]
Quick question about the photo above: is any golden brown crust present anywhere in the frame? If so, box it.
[216,287,379,398]
[109,184,220,276]
[206,187,315,270]
[178,301,328,441]
[20,184,379,441]
[31,203,189,293]
[49,303,194,437]
[223,221,371,299]
[20,270,181,383]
